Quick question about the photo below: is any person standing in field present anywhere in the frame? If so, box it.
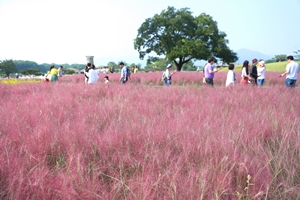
[87,64,99,85]
[57,66,63,77]
[163,64,176,86]
[250,58,258,85]
[84,63,92,84]
[225,64,236,86]
[119,62,128,84]
[257,61,266,86]
[202,67,206,86]
[49,65,58,82]
[279,55,300,87]
[241,60,251,84]
[133,65,138,73]
[204,58,218,86]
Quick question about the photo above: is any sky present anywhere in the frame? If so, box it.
[0,0,299,66]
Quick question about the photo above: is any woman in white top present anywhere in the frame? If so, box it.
[88,65,99,85]
[257,61,266,86]
[226,64,236,86]
[240,60,251,85]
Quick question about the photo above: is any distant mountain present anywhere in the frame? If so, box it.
[236,48,272,64]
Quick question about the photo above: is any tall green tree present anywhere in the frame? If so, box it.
[294,50,300,60]
[107,61,118,69]
[134,7,237,71]
[274,54,287,62]
[20,68,42,76]
[0,59,18,78]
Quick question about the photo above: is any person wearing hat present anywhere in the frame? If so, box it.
[257,61,266,86]
[204,57,218,86]
[279,55,299,87]
[164,64,176,86]
[250,58,259,85]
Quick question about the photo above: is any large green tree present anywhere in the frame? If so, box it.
[0,59,18,78]
[294,50,300,60]
[274,54,287,62]
[134,7,237,71]
[20,68,42,76]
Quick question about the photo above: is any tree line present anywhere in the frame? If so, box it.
[0,60,87,77]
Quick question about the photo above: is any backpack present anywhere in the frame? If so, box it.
[126,67,131,80]
[162,72,167,81]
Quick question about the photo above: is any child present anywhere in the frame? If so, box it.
[226,64,236,86]
[164,64,176,86]
[104,76,109,84]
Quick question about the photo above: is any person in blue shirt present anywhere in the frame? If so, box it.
[119,62,128,84]
[280,55,300,87]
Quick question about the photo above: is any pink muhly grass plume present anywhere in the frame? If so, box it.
[0,76,299,199]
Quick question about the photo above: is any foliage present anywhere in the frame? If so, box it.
[0,80,300,199]
[294,50,300,60]
[63,68,77,75]
[145,57,195,72]
[273,54,287,62]
[107,61,118,69]
[145,58,170,71]
[20,68,42,76]
[0,59,18,77]
[128,63,142,69]
[182,60,196,71]
[134,6,238,71]
[265,58,276,64]
[14,60,47,72]
[14,60,86,73]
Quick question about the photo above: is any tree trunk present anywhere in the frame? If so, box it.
[174,60,184,71]
[176,63,183,71]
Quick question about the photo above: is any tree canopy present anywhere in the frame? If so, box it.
[20,68,42,76]
[0,59,18,77]
[294,50,300,60]
[134,6,237,71]
[273,54,287,62]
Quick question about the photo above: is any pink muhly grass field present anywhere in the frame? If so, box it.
[0,73,299,199]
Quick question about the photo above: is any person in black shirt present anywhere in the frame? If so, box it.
[250,58,258,85]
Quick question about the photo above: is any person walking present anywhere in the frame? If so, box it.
[133,65,138,73]
[279,55,299,87]
[119,62,128,84]
[49,65,58,82]
[87,64,99,85]
[84,63,92,84]
[202,67,206,86]
[250,58,259,85]
[163,64,176,86]
[257,61,266,86]
[57,66,63,77]
[204,58,218,86]
[225,64,236,86]
[241,60,251,84]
